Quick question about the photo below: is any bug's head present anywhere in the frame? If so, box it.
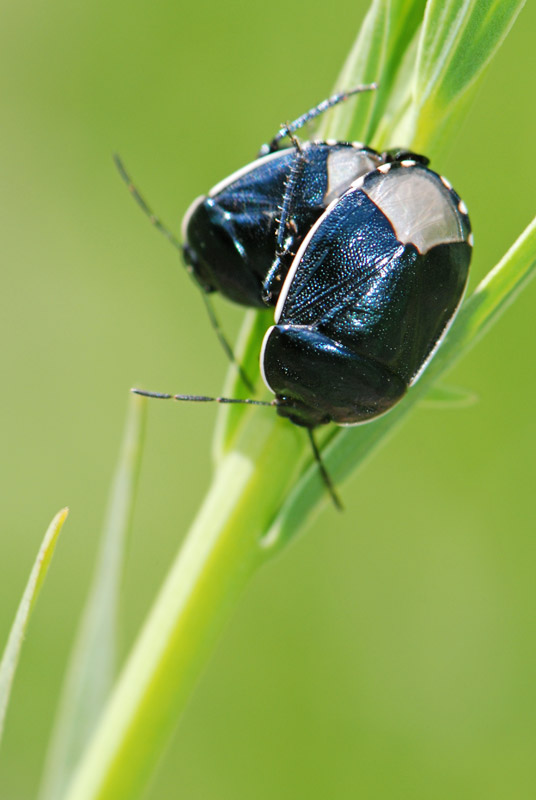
[181,195,266,307]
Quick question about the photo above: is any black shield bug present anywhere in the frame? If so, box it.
[180,85,382,310]
[260,159,473,429]
[120,87,473,507]
[181,141,384,308]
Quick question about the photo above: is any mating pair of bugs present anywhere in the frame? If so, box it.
[117,84,472,508]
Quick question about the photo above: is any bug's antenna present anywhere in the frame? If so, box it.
[113,154,183,253]
[132,389,342,510]
[306,428,343,512]
[114,154,254,392]
[131,387,275,408]
[261,82,378,155]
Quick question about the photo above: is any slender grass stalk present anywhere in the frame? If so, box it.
[0,508,68,748]
[60,2,531,798]
[39,395,147,800]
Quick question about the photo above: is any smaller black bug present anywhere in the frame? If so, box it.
[116,85,379,312]
[181,139,383,308]
[121,87,472,508]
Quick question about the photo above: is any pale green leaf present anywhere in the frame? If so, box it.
[38,395,146,800]
[320,0,426,144]
[213,308,272,461]
[320,0,390,142]
[397,0,526,154]
[0,508,68,747]
[420,384,478,408]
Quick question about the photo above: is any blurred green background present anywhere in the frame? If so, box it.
[1,1,535,798]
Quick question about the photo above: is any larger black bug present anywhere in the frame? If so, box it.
[261,159,472,428]
[120,86,472,507]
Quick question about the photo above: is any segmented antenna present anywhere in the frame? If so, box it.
[131,388,342,510]
[260,83,378,155]
[114,154,254,392]
[131,387,274,407]
[113,154,183,252]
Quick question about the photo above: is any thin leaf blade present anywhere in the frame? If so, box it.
[0,507,68,747]
[398,0,526,154]
[321,0,427,144]
[420,383,479,409]
[38,394,146,800]
[320,0,390,142]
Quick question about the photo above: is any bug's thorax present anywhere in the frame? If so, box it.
[181,142,385,309]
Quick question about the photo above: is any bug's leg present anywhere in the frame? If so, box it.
[114,154,254,391]
[275,130,304,256]
[258,82,378,156]
[200,293,255,392]
[262,139,307,304]
[306,428,343,511]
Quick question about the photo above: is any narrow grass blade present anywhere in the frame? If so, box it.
[397,0,526,155]
[0,507,68,748]
[38,394,146,800]
[420,383,478,408]
[320,0,426,143]
[60,419,302,800]
[212,308,273,461]
[320,0,390,142]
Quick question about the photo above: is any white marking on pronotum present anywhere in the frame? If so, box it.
[350,175,365,191]
[207,147,294,198]
[324,147,380,204]
[362,166,467,254]
[400,160,417,167]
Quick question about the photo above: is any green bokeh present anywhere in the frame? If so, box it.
[1,1,535,798]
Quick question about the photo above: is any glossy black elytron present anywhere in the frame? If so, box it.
[261,159,472,427]
[182,142,384,307]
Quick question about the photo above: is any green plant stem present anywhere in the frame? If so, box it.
[62,417,302,800]
[39,394,147,800]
